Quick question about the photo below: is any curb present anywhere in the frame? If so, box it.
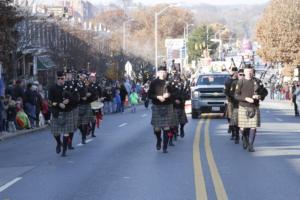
[0,125,49,141]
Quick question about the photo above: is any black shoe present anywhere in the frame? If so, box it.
[61,151,67,157]
[227,126,232,134]
[235,138,239,144]
[92,134,96,138]
[180,131,185,138]
[156,140,162,150]
[242,136,248,149]
[169,141,175,146]
[248,145,255,152]
[68,146,74,150]
[174,134,177,141]
[163,149,168,153]
[56,144,61,154]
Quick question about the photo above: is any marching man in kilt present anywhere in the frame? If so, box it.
[87,72,102,138]
[148,66,174,153]
[64,69,80,150]
[77,71,94,144]
[224,67,238,141]
[169,75,188,146]
[235,65,268,152]
[49,71,74,157]
[177,76,189,138]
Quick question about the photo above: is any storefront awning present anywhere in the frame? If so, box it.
[37,56,56,70]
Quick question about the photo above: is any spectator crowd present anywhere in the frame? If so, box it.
[0,77,150,136]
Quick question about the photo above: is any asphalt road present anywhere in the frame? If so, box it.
[1,100,300,200]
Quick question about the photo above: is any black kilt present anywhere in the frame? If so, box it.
[238,106,261,128]
[51,111,74,136]
[151,104,174,128]
[78,104,95,125]
[175,108,188,125]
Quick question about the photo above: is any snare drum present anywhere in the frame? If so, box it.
[91,101,104,111]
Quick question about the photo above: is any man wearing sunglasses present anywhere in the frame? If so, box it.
[235,65,268,152]
[49,71,73,157]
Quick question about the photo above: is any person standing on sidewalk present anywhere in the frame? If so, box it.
[235,65,268,152]
[129,89,139,113]
[119,84,128,113]
[148,66,174,153]
[292,81,300,117]
[48,71,73,157]
[293,82,300,116]
[23,83,37,128]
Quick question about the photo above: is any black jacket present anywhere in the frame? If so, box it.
[148,78,173,105]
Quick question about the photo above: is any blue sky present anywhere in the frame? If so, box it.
[39,0,270,6]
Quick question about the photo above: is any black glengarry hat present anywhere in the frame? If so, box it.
[158,66,167,71]
[56,70,65,77]
[231,67,238,72]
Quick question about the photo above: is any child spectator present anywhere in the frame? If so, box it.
[3,95,11,131]
[15,98,31,130]
[7,99,17,132]
[129,89,139,113]
[113,89,121,113]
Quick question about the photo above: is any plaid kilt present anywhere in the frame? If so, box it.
[238,106,261,128]
[72,107,79,131]
[151,104,174,128]
[78,104,95,125]
[230,108,239,126]
[226,102,233,119]
[175,108,188,125]
[170,107,179,127]
[51,111,74,136]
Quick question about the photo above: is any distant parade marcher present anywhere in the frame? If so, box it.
[168,73,179,146]
[141,82,150,109]
[235,65,268,152]
[169,72,189,146]
[234,68,245,143]
[49,71,74,157]
[148,66,174,153]
[224,67,238,140]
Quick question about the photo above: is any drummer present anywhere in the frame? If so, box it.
[87,72,103,137]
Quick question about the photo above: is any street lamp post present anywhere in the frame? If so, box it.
[155,4,177,74]
[183,23,194,68]
[214,30,224,61]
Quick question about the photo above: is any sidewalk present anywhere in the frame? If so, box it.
[0,125,49,141]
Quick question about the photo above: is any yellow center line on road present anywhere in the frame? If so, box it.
[193,120,208,200]
[204,118,229,200]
